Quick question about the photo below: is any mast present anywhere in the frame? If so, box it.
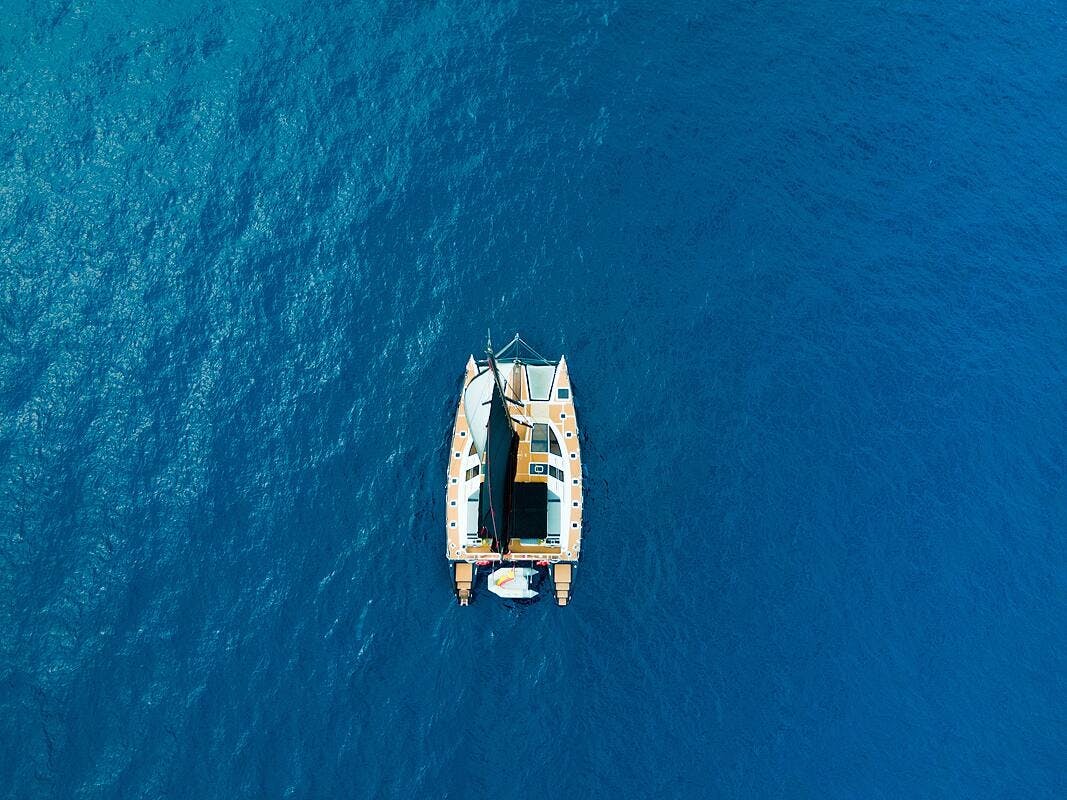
[478,334,519,557]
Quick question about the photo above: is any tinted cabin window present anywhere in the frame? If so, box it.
[549,428,561,456]
[531,423,549,453]
[557,388,569,399]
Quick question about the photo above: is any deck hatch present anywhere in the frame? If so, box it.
[527,365,556,400]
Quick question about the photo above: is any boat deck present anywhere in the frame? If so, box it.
[445,347,582,605]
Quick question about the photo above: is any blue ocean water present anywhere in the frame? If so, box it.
[2,0,1066,797]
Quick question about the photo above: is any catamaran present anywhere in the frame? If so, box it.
[445,335,582,605]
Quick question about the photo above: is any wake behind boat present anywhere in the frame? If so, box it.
[445,335,582,605]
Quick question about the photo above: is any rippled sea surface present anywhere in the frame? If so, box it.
[2,1,1066,797]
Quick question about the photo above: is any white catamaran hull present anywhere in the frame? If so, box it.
[445,336,582,605]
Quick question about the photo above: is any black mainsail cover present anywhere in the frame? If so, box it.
[478,358,518,552]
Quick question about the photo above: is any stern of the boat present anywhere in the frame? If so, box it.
[453,562,473,606]
[552,563,573,606]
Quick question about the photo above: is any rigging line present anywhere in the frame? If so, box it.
[517,336,551,364]
[496,332,520,358]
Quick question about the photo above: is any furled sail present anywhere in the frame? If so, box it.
[462,355,517,551]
